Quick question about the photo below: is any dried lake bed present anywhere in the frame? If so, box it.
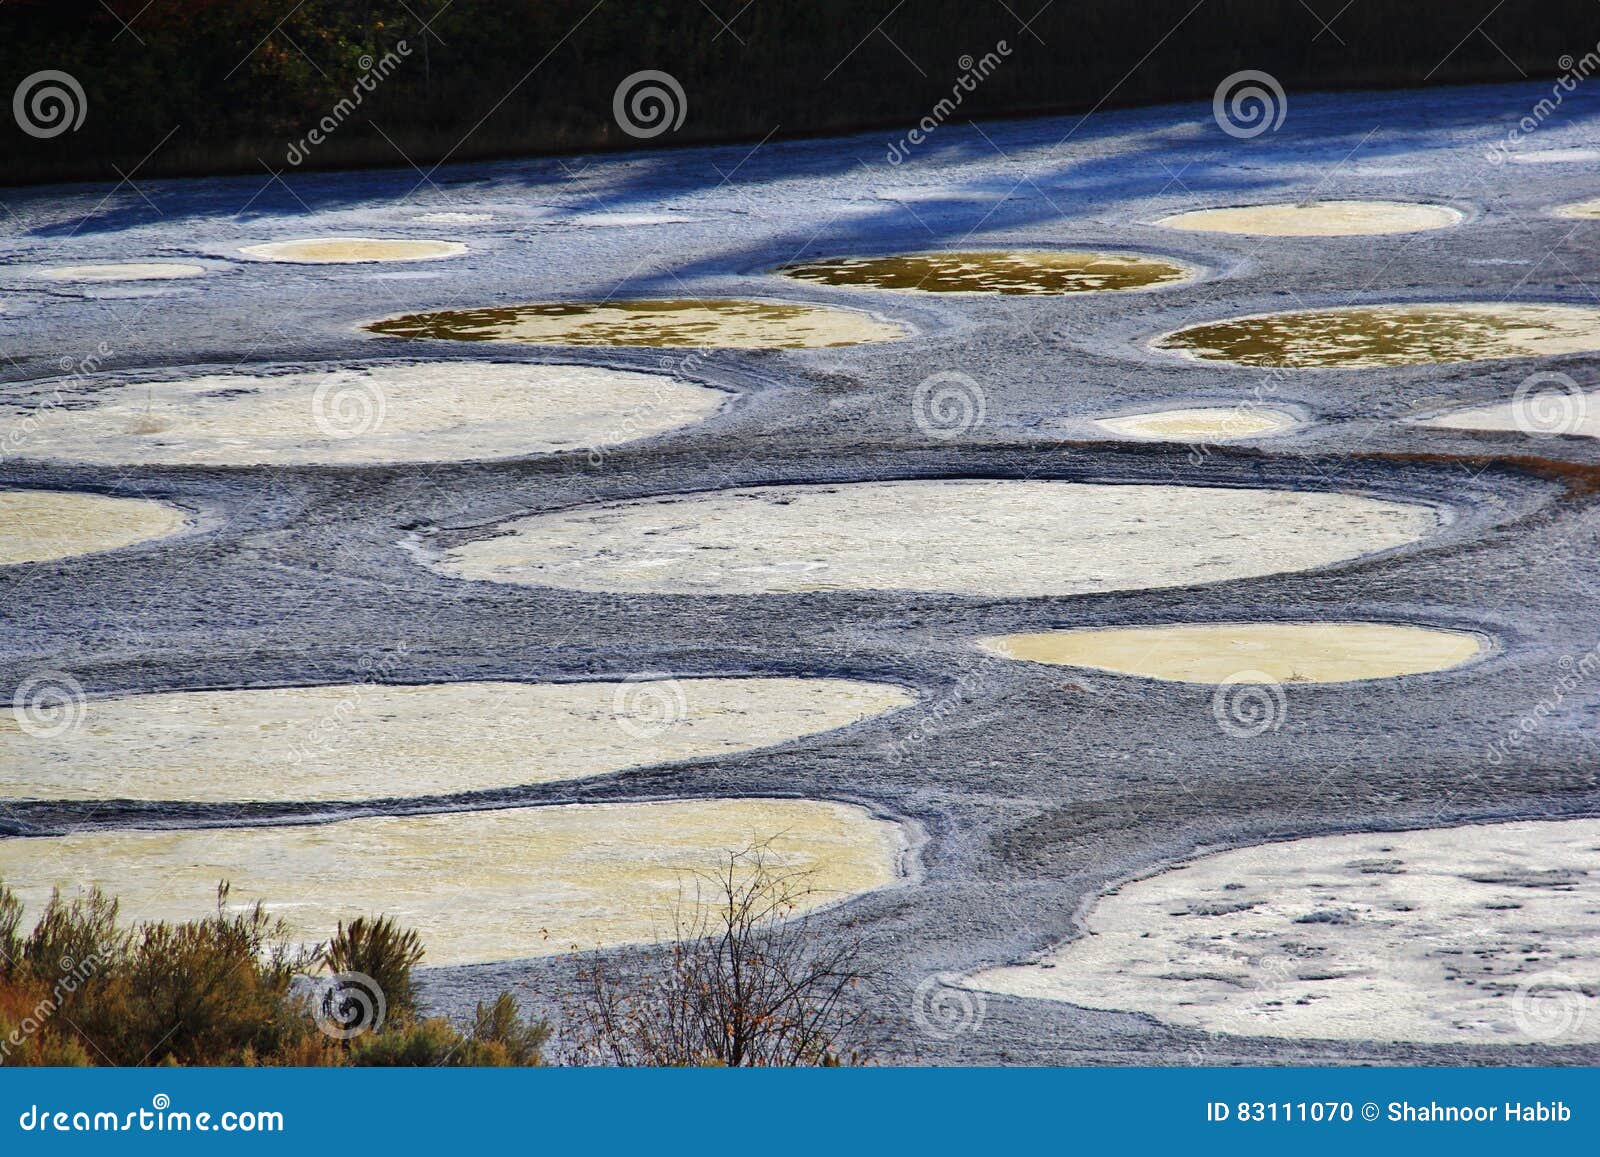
[2,80,1600,1065]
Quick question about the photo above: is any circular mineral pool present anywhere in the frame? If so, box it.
[0,799,906,965]
[38,263,206,282]
[0,677,913,803]
[0,489,188,566]
[779,250,1194,294]
[366,299,907,348]
[1155,201,1462,237]
[967,818,1600,1044]
[979,622,1488,683]
[1092,406,1299,442]
[239,237,466,263]
[1155,303,1600,368]
[1554,197,1600,219]
[427,479,1441,597]
[0,362,729,466]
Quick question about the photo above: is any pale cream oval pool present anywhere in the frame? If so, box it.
[0,799,907,965]
[0,677,913,803]
[1156,200,1462,237]
[0,362,728,466]
[0,489,188,566]
[38,263,206,282]
[426,480,1442,597]
[966,818,1600,1044]
[979,622,1488,683]
[1093,406,1299,442]
[240,238,466,263]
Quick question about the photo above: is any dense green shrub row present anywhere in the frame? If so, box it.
[0,0,1588,183]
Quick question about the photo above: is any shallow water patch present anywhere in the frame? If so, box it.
[367,298,905,348]
[1418,388,1600,440]
[430,480,1440,597]
[1156,303,1600,367]
[240,238,466,263]
[1509,148,1600,164]
[0,677,912,803]
[1156,201,1461,237]
[38,263,206,282]
[779,250,1193,294]
[966,819,1600,1044]
[1093,406,1298,442]
[1554,197,1600,219]
[0,799,905,965]
[0,362,727,466]
[0,489,188,566]
[980,622,1487,683]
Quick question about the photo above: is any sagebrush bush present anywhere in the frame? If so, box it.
[326,916,424,1022]
[0,880,545,1068]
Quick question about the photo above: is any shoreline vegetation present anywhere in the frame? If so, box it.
[0,848,875,1067]
[0,0,1588,187]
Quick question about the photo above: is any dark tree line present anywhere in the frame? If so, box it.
[1,0,1594,183]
